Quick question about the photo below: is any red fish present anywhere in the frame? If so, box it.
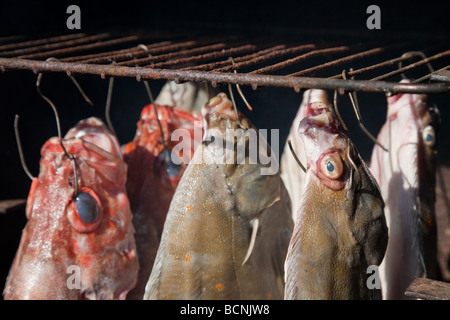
[123,104,202,299]
[3,117,138,300]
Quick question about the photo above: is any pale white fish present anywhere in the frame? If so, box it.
[155,81,218,113]
[370,80,440,299]
[280,89,330,221]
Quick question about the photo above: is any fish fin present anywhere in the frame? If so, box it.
[242,218,259,266]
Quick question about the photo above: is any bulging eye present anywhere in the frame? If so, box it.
[422,125,435,147]
[68,188,102,233]
[319,153,343,180]
[75,193,100,223]
[159,149,184,180]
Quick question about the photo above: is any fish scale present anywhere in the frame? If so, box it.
[144,92,293,300]
[4,117,138,300]
[285,101,388,300]
[370,80,440,300]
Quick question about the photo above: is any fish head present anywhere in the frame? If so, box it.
[300,100,387,248]
[199,92,281,219]
[125,104,201,189]
[200,92,251,166]
[386,82,439,171]
[299,101,351,192]
[4,117,138,300]
[290,101,387,298]
[384,83,440,273]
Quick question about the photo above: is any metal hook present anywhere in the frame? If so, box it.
[105,76,116,135]
[14,115,34,180]
[333,89,349,133]
[137,46,169,162]
[341,70,389,152]
[398,51,435,80]
[143,80,168,158]
[287,139,306,173]
[36,72,79,196]
[46,57,93,106]
[227,83,246,130]
[229,57,253,111]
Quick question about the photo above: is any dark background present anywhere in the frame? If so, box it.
[0,0,449,297]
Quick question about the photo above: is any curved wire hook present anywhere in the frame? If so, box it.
[46,57,94,106]
[229,57,253,111]
[105,76,116,135]
[341,70,388,152]
[398,51,435,80]
[333,89,349,133]
[227,83,246,130]
[14,115,34,180]
[36,72,79,196]
[287,139,306,173]
[138,44,169,161]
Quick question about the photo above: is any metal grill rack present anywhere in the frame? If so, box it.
[0,30,449,95]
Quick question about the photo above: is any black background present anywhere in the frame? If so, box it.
[0,0,449,300]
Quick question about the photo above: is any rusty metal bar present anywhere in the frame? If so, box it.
[288,46,387,77]
[17,34,142,60]
[0,199,27,214]
[371,50,450,81]
[213,43,319,73]
[405,277,450,300]
[0,33,86,52]
[329,46,442,79]
[1,33,112,58]
[77,36,233,64]
[289,41,417,77]
[1,58,448,94]
[118,42,230,67]
[61,41,173,63]
[329,55,412,79]
[251,45,351,74]
[420,67,450,83]
[182,44,286,71]
[0,35,27,45]
[149,44,259,69]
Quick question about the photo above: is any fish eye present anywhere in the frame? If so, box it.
[68,188,103,233]
[159,149,184,179]
[326,161,335,173]
[74,192,100,224]
[422,125,435,147]
[319,153,343,180]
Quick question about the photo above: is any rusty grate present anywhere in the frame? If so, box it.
[0,30,449,94]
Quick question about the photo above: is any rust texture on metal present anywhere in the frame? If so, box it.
[0,31,449,94]
[430,69,450,83]
[0,199,27,214]
[405,277,450,300]
[1,57,449,94]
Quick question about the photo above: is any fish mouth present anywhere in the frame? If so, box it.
[65,117,122,158]
[301,89,330,107]
[201,93,237,120]
[303,101,330,117]
[299,102,340,136]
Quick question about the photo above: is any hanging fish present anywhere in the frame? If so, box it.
[144,92,293,300]
[370,80,440,299]
[284,101,388,300]
[155,81,218,113]
[3,117,138,300]
[280,89,330,221]
[123,104,202,299]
